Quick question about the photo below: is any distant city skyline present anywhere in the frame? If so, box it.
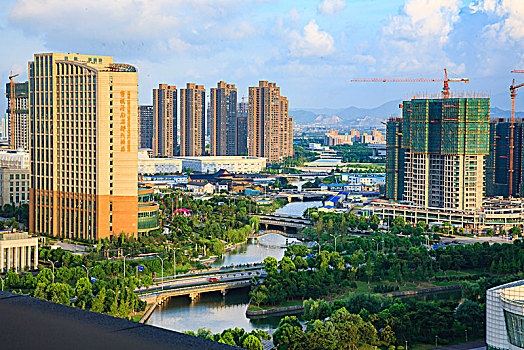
[2,0,524,114]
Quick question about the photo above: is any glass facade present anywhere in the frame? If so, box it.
[138,209,159,230]
[504,310,524,348]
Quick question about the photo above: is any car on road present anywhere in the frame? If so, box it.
[208,277,218,282]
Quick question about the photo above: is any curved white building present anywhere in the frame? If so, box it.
[487,280,524,350]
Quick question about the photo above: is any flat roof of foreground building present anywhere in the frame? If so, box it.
[0,291,237,350]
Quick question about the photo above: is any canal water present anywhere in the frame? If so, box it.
[146,201,321,334]
[273,200,322,217]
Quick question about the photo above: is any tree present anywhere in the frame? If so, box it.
[273,323,305,350]
[509,226,521,238]
[303,299,331,321]
[263,256,278,274]
[393,216,405,228]
[250,290,267,307]
[241,334,262,350]
[455,300,484,334]
[279,257,296,272]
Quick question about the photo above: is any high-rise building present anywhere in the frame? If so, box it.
[138,105,153,149]
[486,119,524,198]
[385,118,404,201]
[180,83,205,156]
[248,81,293,163]
[236,99,248,156]
[5,81,29,150]
[393,97,490,210]
[28,53,144,240]
[209,81,237,156]
[0,114,9,141]
[152,84,177,156]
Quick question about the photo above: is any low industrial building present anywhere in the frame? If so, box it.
[371,198,524,232]
[487,280,524,350]
[0,231,38,272]
[138,150,266,174]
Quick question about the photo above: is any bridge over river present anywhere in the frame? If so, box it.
[253,214,315,234]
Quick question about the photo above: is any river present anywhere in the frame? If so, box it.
[146,201,321,334]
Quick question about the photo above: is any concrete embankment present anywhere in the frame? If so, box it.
[246,304,304,317]
[386,284,461,297]
[139,301,158,324]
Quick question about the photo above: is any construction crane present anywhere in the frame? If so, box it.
[6,72,19,149]
[508,70,524,196]
[351,68,469,99]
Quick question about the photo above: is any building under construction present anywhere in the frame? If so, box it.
[5,81,29,150]
[485,118,524,198]
[386,97,490,211]
[386,118,404,200]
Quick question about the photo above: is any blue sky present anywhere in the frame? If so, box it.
[1,0,524,111]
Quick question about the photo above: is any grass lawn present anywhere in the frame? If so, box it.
[131,314,144,322]
[249,300,303,311]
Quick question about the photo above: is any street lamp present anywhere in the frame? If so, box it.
[46,259,55,284]
[81,264,93,281]
[465,329,468,342]
[123,254,131,282]
[330,234,341,253]
[156,255,165,291]
[405,340,408,350]
[169,247,177,279]
[313,240,321,255]
[435,335,438,349]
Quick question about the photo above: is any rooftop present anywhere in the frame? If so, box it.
[0,291,235,350]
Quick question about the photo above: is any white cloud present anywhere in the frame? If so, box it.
[470,0,524,44]
[353,54,376,66]
[289,19,335,57]
[318,0,346,15]
[379,0,461,72]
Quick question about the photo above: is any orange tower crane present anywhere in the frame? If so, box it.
[6,72,19,148]
[508,70,524,196]
[351,68,469,99]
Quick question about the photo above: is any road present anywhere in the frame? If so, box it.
[136,269,265,294]
[440,235,514,245]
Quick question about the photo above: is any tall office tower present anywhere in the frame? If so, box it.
[138,105,153,149]
[5,81,29,150]
[248,81,293,163]
[400,97,490,210]
[385,118,405,200]
[28,53,139,240]
[152,84,177,156]
[236,99,248,155]
[180,83,205,156]
[486,119,524,197]
[209,81,237,156]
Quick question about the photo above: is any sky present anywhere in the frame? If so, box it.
[1,0,524,112]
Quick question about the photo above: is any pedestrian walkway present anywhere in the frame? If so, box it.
[431,340,486,350]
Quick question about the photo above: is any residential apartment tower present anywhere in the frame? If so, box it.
[180,83,205,156]
[152,84,177,157]
[248,81,293,163]
[209,81,237,156]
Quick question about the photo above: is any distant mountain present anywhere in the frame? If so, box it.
[292,100,524,127]
[490,107,524,120]
[291,100,402,126]
[311,115,344,126]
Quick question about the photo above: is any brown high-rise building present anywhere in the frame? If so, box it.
[236,99,248,156]
[180,83,205,156]
[138,105,153,149]
[209,81,237,156]
[248,81,293,163]
[28,53,153,240]
[152,84,177,156]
